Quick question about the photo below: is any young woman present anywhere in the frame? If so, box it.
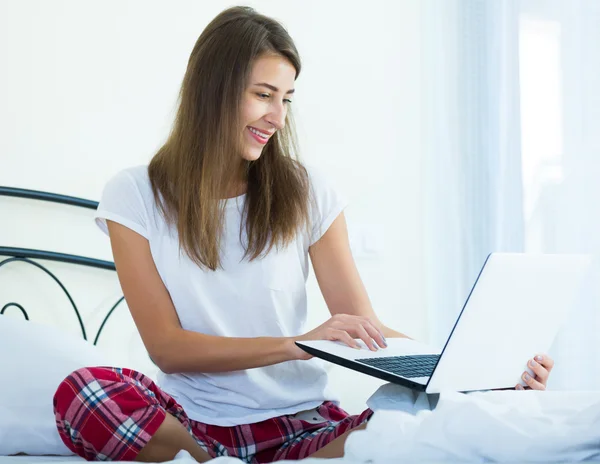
[53,6,554,463]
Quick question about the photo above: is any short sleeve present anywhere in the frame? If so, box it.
[94,168,150,240]
[307,166,348,246]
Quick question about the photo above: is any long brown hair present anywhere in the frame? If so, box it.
[148,6,311,271]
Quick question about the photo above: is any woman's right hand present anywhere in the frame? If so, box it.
[288,314,388,361]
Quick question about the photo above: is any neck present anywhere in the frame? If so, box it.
[223,160,250,198]
[224,181,247,199]
[224,170,248,198]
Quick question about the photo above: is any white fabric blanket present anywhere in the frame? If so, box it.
[344,383,600,462]
[5,386,598,463]
[157,452,349,463]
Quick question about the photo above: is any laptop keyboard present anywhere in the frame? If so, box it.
[355,354,440,378]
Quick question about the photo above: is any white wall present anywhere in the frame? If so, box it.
[0,0,425,414]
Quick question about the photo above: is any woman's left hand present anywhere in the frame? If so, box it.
[516,354,555,390]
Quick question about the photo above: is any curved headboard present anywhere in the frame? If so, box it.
[0,186,125,346]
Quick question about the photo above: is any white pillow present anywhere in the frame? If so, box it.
[0,315,113,456]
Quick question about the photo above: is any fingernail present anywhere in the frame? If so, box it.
[529,360,537,368]
[535,355,543,362]
[380,332,388,346]
[516,384,523,390]
[523,373,530,381]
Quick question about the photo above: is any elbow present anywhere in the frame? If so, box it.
[148,350,175,374]
[151,353,175,374]
[146,328,209,374]
[146,331,180,374]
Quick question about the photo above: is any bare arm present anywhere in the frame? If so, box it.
[107,220,296,374]
[308,212,410,339]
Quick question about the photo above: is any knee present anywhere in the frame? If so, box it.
[53,367,118,444]
[53,367,110,418]
[52,366,162,461]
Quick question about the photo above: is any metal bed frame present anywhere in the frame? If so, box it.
[0,186,125,345]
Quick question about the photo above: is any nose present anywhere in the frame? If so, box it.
[265,102,286,131]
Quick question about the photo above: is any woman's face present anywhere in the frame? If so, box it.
[240,54,296,162]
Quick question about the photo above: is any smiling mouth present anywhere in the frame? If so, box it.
[247,126,271,144]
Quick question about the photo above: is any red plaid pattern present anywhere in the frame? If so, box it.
[54,367,373,462]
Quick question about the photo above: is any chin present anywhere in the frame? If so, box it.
[241,150,263,162]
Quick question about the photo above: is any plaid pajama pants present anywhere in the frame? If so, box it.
[53,367,373,462]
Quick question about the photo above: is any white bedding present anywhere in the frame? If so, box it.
[4,387,600,463]
[0,454,349,464]
[0,458,84,464]
[348,385,600,462]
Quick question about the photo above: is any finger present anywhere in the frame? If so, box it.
[515,384,532,390]
[522,371,546,390]
[333,315,386,349]
[534,354,554,372]
[331,329,361,350]
[336,316,381,350]
[360,317,388,349]
[356,318,386,349]
[527,359,549,384]
[353,324,379,352]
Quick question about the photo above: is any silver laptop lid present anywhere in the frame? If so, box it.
[426,252,592,393]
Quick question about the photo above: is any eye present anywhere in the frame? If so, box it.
[283,98,293,105]
[257,93,270,99]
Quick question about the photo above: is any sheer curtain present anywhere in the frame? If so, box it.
[422,0,600,389]
[422,0,524,345]
[521,0,600,389]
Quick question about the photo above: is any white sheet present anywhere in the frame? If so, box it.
[0,452,350,463]
[347,384,600,462]
[0,458,83,464]
[6,386,599,463]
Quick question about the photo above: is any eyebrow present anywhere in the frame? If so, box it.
[254,82,295,94]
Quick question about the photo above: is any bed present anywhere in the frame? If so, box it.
[2,185,600,463]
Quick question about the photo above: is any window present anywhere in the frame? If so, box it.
[519,14,563,251]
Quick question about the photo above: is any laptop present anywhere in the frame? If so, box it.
[296,253,592,393]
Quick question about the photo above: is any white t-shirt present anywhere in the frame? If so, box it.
[94,164,347,426]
